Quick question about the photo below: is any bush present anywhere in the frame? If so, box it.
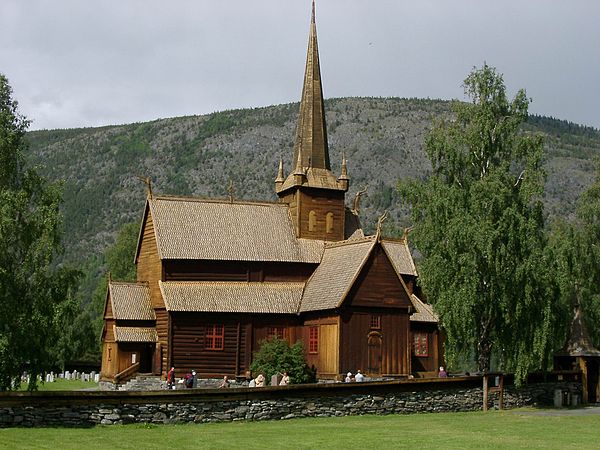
[250,338,316,384]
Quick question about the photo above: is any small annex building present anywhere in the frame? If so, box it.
[100,1,442,386]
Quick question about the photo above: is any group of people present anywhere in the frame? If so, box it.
[166,367,197,389]
[167,367,291,389]
[248,371,289,387]
[344,370,365,382]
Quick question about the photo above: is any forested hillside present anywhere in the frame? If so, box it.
[25,97,600,303]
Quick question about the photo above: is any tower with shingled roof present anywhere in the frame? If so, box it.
[276,0,349,241]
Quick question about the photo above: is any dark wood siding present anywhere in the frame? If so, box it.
[349,246,412,309]
[163,260,316,283]
[339,310,410,377]
[171,313,248,377]
[410,322,441,374]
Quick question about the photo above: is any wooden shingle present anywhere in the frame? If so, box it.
[300,237,377,312]
[410,294,439,323]
[109,281,155,321]
[160,281,305,314]
[114,326,158,343]
[148,197,324,263]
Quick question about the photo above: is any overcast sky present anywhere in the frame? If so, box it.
[2,0,599,131]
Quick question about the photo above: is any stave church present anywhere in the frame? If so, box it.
[100,1,442,386]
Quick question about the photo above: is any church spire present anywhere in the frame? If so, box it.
[292,0,330,171]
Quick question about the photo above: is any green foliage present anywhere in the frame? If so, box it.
[398,64,558,383]
[0,74,80,391]
[250,338,316,384]
[549,161,600,346]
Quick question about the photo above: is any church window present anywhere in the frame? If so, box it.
[326,212,334,233]
[309,210,317,231]
[308,326,319,354]
[268,326,286,340]
[413,332,428,357]
[370,315,381,330]
[206,324,225,351]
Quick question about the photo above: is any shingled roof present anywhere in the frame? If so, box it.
[410,294,439,323]
[381,239,418,276]
[300,237,377,312]
[108,282,155,321]
[147,197,324,263]
[114,326,158,343]
[160,281,305,314]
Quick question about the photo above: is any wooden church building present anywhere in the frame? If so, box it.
[100,2,442,385]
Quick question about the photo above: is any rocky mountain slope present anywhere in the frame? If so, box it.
[25,97,600,300]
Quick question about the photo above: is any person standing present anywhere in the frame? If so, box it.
[167,367,175,389]
[355,370,364,382]
[219,375,230,388]
[255,373,265,387]
[279,372,290,386]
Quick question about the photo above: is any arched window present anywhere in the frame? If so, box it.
[309,210,317,231]
[326,212,334,233]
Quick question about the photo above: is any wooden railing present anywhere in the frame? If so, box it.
[114,362,140,384]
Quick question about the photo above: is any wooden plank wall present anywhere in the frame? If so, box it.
[350,247,412,309]
[303,315,339,378]
[163,260,316,283]
[171,314,248,378]
[297,190,346,241]
[339,311,410,377]
[410,322,440,373]
[136,211,164,309]
[156,309,169,376]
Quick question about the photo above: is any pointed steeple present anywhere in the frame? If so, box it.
[338,151,349,190]
[293,0,330,171]
[275,157,285,186]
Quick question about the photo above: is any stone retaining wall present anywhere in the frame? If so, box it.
[0,378,580,427]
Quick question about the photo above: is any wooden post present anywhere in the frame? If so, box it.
[498,374,504,410]
[483,375,488,412]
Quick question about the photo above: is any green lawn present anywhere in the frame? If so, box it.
[18,378,98,391]
[0,409,598,449]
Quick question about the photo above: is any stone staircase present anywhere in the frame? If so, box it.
[118,374,166,391]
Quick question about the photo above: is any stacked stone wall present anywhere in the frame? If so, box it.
[0,379,580,427]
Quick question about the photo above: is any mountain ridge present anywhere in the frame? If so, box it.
[25,96,600,301]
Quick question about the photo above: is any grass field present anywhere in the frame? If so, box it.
[0,409,598,449]
[18,379,98,391]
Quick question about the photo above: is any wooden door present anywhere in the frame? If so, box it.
[319,324,339,376]
[368,331,382,376]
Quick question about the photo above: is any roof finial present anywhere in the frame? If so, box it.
[275,157,285,183]
[227,179,235,203]
[352,185,368,215]
[376,210,389,240]
[312,0,316,23]
[339,152,349,180]
[136,175,153,199]
[294,149,304,175]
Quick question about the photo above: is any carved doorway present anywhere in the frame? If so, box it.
[368,331,382,376]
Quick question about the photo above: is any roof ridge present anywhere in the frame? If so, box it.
[151,195,283,207]
[380,236,407,244]
[161,280,306,287]
[324,234,376,249]
[109,280,149,286]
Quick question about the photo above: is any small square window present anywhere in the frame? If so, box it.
[206,324,225,351]
[308,326,319,354]
[370,315,381,330]
[268,326,286,340]
[413,332,428,357]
